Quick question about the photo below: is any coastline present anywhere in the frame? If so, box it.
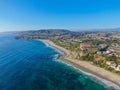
[38,39,120,89]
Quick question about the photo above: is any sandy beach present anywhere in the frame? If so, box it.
[39,39,120,89]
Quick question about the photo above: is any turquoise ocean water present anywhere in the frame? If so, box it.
[0,33,111,90]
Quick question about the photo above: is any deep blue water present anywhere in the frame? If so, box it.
[0,33,109,90]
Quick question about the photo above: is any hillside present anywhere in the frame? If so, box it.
[15,29,92,40]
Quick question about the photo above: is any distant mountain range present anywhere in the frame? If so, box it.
[15,28,120,40]
[15,29,93,40]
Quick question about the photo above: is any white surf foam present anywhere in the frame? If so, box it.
[56,60,120,90]
[39,40,120,90]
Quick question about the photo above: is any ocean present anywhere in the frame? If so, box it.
[0,33,111,90]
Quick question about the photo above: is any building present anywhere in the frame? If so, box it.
[106,61,120,71]
[80,42,93,50]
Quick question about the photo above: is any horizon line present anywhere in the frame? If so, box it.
[1,27,120,32]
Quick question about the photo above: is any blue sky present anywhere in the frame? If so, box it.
[0,0,120,31]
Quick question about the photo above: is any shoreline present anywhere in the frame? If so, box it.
[38,39,120,89]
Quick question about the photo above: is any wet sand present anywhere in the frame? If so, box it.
[39,39,120,89]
